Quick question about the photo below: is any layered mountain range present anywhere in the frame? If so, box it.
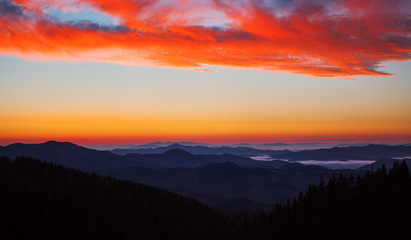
[1,141,410,211]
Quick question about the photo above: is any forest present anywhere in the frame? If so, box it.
[0,157,230,239]
[1,156,410,239]
[233,160,411,239]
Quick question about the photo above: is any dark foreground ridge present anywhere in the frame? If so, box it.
[1,156,410,239]
[0,156,230,240]
[234,161,411,240]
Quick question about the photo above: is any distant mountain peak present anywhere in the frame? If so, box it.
[168,143,185,148]
[43,140,77,146]
[7,141,77,148]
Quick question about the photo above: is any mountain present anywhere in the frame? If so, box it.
[0,141,140,169]
[1,141,339,211]
[105,141,375,151]
[0,141,297,170]
[126,141,211,148]
[0,141,334,211]
[3,156,409,240]
[124,148,298,169]
[112,143,411,162]
[275,144,411,161]
[4,140,115,159]
[97,161,353,207]
[3,141,393,212]
[111,143,291,157]
[0,156,230,239]
[236,160,411,240]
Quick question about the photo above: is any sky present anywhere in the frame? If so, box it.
[1,0,411,145]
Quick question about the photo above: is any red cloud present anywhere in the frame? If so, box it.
[1,0,410,77]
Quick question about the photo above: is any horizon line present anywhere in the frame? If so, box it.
[2,138,411,147]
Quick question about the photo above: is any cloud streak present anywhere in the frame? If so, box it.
[0,0,22,17]
[1,0,410,76]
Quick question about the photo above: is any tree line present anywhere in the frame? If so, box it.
[233,161,411,240]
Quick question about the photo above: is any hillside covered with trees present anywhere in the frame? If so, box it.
[0,157,230,239]
[1,156,410,239]
[235,161,411,240]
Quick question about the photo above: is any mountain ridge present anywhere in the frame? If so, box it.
[0,141,301,170]
[275,144,411,161]
[2,140,410,212]
[111,143,292,157]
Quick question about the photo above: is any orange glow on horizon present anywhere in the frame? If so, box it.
[1,134,411,146]
[1,113,410,145]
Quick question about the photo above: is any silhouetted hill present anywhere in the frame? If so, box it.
[357,158,411,171]
[0,141,362,211]
[0,141,297,170]
[112,143,291,157]
[124,149,293,169]
[115,141,210,149]
[97,161,354,207]
[3,157,409,239]
[276,144,411,160]
[0,156,230,239]
[0,141,136,170]
[8,141,411,213]
[235,161,411,240]
[6,140,115,159]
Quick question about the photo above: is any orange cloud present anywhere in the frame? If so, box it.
[1,0,410,76]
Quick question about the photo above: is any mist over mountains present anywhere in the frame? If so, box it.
[110,142,411,160]
[1,140,410,211]
[276,144,411,161]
